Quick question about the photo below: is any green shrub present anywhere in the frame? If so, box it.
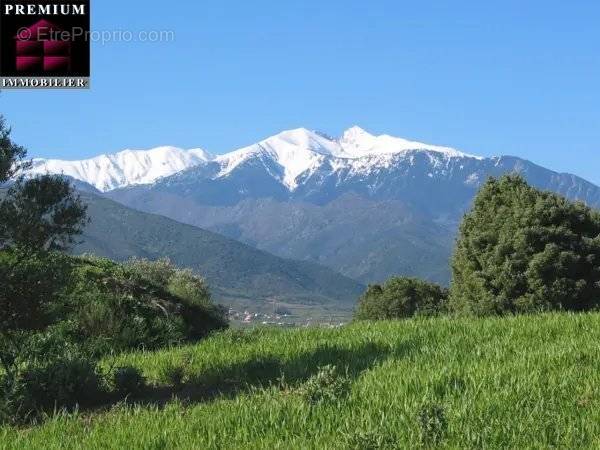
[354,277,448,321]
[64,256,227,353]
[125,257,228,340]
[166,267,211,306]
[0,352,103,425]
[299,365,350,405]
[71,289,185,355]
[450,175,600,315]
[0,328,105,425]
[112,366,146,397]
[125,257,176,287]
[0,251,228,360]
[0,249,72,334]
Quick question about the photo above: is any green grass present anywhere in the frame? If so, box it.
[2,313,600,449]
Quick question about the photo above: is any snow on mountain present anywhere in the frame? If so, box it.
[27,127,483,192]
[214,128,343,189]
[30,146,211,192]
[339,126,482,160]
[211,127,483,190]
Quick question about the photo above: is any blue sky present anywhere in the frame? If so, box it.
[2,0,600,184]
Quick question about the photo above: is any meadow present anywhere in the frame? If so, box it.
[1,313,599,449]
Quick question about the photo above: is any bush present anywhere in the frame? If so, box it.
[450,175,600,315]
[354,277,448,321]
[0,251,228,361]
[63,256,227,354]
[0,352,103,425]
[112,366,146,397]
[299,365,350,405]
[71,289,186,355]
[126,258,228,340]
[0,249,72,334]
[125,257,176,287]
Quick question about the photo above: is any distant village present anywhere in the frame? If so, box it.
[228,308,296,327]
[227,307,348,328]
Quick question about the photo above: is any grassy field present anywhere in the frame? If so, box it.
[2,313,599,449]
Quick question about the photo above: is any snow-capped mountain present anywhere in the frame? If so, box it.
[30,146,211,192]
[210,126,483,191]
[97,126,600,286]
[30,126,600,286]
[29,127,483,192]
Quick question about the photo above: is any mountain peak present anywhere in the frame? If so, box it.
[268,128,323,148]
[341,125,373,141]
[216,127,341,190]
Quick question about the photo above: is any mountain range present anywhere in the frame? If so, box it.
[31,126,600,287]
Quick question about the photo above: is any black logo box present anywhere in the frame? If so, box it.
[0,0,90,77]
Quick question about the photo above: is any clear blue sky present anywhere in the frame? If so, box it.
[2,0,600,184]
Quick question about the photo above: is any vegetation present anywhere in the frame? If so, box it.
[0,175,88,251]
[450,175,600,315]
[0,314,598,448]
[0,251,228,422]
[354,277,448,320]
[355,176,600,321]
[64,255,228,354]
[0,116,28,184]
[0,117,227,424]
[0,116,95,423]
[2,113,600,447]
[111,366,147,397]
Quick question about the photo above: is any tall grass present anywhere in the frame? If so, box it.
[2,313,599,449]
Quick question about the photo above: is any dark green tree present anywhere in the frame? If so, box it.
[0,175,88,251]
[354,277,448,320]
[449,174,600,315]
[0,116,29,183]
[0,116,88,385]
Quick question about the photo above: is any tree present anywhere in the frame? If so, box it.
[449,174,600,315]
[0,175,88,251]
[354,277,448,320]
[0,114,88,252]
[0,116,88,385]
[0,115,29,183]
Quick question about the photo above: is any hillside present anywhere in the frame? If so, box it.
[3,313,599,448]
[74,192,364,309]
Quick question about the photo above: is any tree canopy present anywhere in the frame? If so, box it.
[355,277,448,320]
[0,115,88,252]
[0,116,29,183]
[449,174,600,315]
[0,175,88,251]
